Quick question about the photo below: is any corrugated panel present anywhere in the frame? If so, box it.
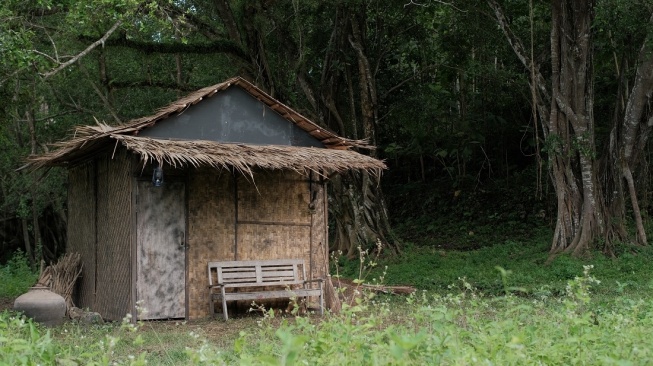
[67,161,96,310]
[95,150,133,321]
[187,169,235,319]
[138,87,324,148]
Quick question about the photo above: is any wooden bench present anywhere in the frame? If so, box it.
[208,259,323,320]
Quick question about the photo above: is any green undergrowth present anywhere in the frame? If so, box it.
[337,228,653,304]
[4,265,653,364]
[0,250,38,298]
[226,267,653,365]
[384,172,548,251]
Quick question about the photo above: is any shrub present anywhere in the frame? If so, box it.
[0,251,38,298]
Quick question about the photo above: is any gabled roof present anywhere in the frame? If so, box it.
[28,77,385,175]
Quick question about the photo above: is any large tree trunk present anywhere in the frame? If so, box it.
[490,0,653,255]
[547,0,603,255]
[614,15,653,246]
[330,171,398,257]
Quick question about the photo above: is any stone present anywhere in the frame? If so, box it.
[68,306,104,324]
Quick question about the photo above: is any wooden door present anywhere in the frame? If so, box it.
[136,180,186,319]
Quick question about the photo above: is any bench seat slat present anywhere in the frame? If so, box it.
[260,265,295,270]
[217,289,322,302]
[215,280,304,288]
[221,272,257,279]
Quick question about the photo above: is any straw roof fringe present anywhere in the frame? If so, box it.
[27,77,385,174]
[119,135,385,177]
[28,124,385,175]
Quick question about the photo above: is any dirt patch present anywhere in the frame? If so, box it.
[0,297,15,312]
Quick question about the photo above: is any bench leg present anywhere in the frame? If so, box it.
[319,282,324,316]
[209,293,215,318]
[221,287,229,321]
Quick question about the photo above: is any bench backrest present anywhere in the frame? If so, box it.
[208,259,308,288]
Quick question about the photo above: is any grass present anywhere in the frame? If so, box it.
[4,219,653,364]
[3,264,653,364]
[337,224,653,304]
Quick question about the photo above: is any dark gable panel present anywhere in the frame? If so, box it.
[139,86,324,148]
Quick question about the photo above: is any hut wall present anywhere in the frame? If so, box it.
[187,168,235,319]
[235,171,320,311]
[186,169,326,319]
[309,181,328,282]
[67,161,97,310]
[235,171,312,261]
[94,150,133,320]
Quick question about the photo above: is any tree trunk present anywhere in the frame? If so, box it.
[21,218,35,270]
[208,2,400,255]
[491,0,653,255]
[330,171,399,257]
[548,0,604,254]
[614,15,653,246]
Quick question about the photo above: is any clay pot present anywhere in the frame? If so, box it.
[13,286,66,326]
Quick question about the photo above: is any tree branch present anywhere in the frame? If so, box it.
[83,35,249,60]
[486,0,550,104]
[381,64,438,99]
[41,20,122,80]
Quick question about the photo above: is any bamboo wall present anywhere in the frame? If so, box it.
[310,181,328,282]
[67,161,97,310]
[67,149,134,321]
[236,170,312,262]
[94,150,133,321]
[187,168,235,319]
[186,169,327,319]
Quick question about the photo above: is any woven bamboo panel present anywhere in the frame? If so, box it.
[237,171,311,225]
[187,168,235,319]
[310,182,328,282]
[95,150,133,321]
[67,161,96,310]
[236,224,310,261]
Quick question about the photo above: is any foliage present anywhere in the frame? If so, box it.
[0,0,651,258]
[0,251,38,298]
[0,312,60,365]
[1,244,653,364]
[0,310,153,365]
[334,217,653,308]
[191,267,653,364]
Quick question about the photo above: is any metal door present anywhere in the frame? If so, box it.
[136,180,186,319]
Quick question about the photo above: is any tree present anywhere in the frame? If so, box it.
[488,0,653,255]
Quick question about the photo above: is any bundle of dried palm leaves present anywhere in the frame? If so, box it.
[37,253,82,313]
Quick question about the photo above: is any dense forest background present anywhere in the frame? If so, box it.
[1,0,652,267]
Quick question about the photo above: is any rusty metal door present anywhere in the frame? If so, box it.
[136,180,186,319]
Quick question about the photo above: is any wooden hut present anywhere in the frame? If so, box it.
[29,77,385,321]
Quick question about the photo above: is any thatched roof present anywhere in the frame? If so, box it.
[28,77,385,175]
